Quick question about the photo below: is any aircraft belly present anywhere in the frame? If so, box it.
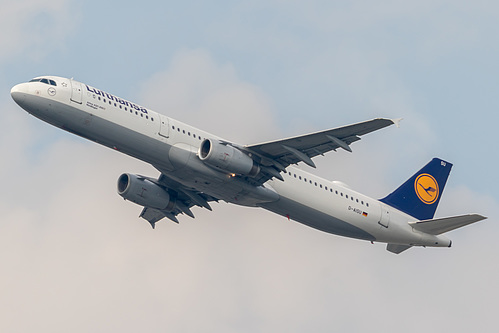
[34,97,175,170]
[260,197,376,241]
[162,165,280,206]
[20,94,67,128]
[24,93,277,206]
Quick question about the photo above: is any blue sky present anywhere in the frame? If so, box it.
[1,1,498,332]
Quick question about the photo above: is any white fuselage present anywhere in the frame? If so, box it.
[11,76,451,247]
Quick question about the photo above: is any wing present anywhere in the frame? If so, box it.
[244,118,398,181]
[138,173,218,229]
[139,118,397,225]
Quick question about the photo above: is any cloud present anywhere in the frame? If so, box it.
[137,49,279,144]
[0,0,75,64]
[2,73,497,333]
[1,14,497,331]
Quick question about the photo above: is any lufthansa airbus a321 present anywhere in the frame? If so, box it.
[11,76,486,254]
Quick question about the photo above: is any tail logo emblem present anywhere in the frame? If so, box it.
[414,173,439,205]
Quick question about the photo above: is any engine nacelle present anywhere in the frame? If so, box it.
[198,139,260,176]
[117,173,175,211]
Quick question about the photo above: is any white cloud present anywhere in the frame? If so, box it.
[2,79,497,333]
[221,0,499,62]
[137,49,279,144]
[0,0,75,63]
[1,5,497,331]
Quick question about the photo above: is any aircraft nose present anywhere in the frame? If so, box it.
[11,83,27,106]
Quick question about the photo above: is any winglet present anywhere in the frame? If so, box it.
[391,118,403,128]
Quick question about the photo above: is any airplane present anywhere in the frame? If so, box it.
[10,76,487,254]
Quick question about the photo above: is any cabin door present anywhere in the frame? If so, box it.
[159,114,169,138]
[70,80,83,104]
[379,206,390,228]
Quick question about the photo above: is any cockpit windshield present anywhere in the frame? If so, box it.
[29,78,57,86]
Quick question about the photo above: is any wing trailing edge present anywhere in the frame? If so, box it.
[244,118,397,183]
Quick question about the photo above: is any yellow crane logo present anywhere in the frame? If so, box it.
[414,173,439,205]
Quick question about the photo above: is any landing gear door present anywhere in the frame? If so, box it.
[159,114,169,138]
[379,205,390,228]
[70,79,83,104]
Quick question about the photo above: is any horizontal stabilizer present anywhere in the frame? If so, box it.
[386,244,413,254]
[409,214,487,235]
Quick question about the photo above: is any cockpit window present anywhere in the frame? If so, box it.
[29,78,57,86]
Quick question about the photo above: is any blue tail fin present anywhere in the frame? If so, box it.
[380,158,452,220]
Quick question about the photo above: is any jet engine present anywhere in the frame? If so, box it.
[198,139,260,176]
[117,173,175,211]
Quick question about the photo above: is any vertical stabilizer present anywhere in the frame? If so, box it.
[380,158,452,220]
